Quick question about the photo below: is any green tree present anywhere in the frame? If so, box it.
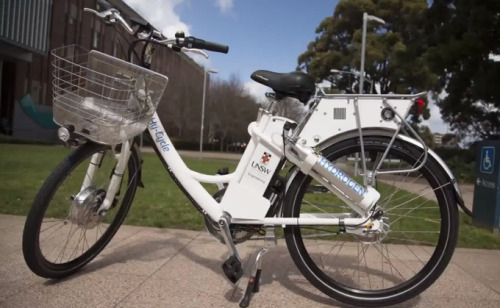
[298,0,436,94]
[425,0,500,140]
[417,125,436,149]
[298,0,436,123]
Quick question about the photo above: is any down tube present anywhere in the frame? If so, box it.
[148,112,223,220]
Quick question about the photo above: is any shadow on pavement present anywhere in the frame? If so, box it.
[42,231,421,307]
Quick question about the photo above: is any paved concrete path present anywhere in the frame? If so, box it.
[1,214,499,308]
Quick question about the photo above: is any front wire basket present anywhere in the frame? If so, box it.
[51,45,169,144]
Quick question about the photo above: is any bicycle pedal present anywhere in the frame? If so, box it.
[222,255,243,284]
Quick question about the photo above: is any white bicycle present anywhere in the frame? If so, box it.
[23,2,471,307]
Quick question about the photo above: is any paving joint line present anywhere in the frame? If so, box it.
[113,231,204,307]
[452,260,500,297]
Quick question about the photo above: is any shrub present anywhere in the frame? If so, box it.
[433,148,475,183]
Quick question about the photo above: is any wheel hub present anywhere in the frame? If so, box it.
[70,186,106,229]
[346,216,390,244]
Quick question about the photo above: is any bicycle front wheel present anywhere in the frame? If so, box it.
[284,136,458,307]
[23,142,141,279]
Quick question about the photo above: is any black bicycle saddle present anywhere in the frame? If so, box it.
[250,70,315,104]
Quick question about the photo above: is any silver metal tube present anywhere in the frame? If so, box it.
[97,140,133,214]
[199,69,207,160]
[81,152,104,191]
[374,100,429,175]
[353,97,368,185]
[231,217,367,226]
[311,155,380,215]
[360,12,368,95]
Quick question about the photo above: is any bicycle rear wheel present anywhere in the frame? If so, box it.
[284,136,458,306]
[23,142,140,279]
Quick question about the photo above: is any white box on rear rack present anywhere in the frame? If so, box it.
[299,96,415,147]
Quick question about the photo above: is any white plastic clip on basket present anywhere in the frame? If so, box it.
[51,45,169,145]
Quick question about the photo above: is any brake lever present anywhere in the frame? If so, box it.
[83,8,117,23]
[84,8,135,34]
[181,47,209,59]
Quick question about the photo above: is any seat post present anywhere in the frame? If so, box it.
[264,92,278,112]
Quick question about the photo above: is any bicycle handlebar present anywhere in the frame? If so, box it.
[89,0,229,54]
[181,37,229,54]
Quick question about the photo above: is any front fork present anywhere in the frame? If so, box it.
[81,140,133,216]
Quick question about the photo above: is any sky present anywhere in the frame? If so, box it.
[123,0,449,134]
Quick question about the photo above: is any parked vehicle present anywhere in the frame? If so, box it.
[22,1,471,307]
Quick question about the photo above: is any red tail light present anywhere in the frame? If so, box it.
[417,99,425,115]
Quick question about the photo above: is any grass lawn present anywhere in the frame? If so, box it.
[301,179,500,249]
[0,143,236,230]
[1,143,499,249]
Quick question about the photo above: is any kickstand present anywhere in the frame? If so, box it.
[239,226,276,308]
[239,248,268,308]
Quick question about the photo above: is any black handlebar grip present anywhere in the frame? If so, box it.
[98,0,113,10]
[184,36,229,54]
[204,40,229,54]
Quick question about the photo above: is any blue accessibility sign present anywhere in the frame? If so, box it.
[480,146,495,174]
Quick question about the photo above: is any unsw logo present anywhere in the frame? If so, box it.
[251,152,273,175]
[261,152,272,165]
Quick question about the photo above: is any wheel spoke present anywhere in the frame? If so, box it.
[54,223,78,263]
[26,143,137,271]
[385,236,437,246]
[385,181,452,214]
[40,220,69,243]
[286,139,456,300]
[378,152,425,206]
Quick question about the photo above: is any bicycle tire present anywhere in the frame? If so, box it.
[22,142,140,279]
[283,136,458,307]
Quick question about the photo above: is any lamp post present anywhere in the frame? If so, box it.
[359,12,385,94]
[200,67,218,160]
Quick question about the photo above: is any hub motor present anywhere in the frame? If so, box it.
[70,186,106,229]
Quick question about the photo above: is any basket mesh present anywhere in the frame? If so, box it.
[52,45,168,144]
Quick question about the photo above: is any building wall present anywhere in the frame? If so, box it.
[1,0,205,140]
[151,45,206,138]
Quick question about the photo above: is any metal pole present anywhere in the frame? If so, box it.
[356,13,368,177]
[360,12,368,95]
[199,68,207,160]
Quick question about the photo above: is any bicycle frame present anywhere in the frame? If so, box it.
[134,106,378,226]
[86,91,434,229]
[145,110,372,226]
[84,88,467,230]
